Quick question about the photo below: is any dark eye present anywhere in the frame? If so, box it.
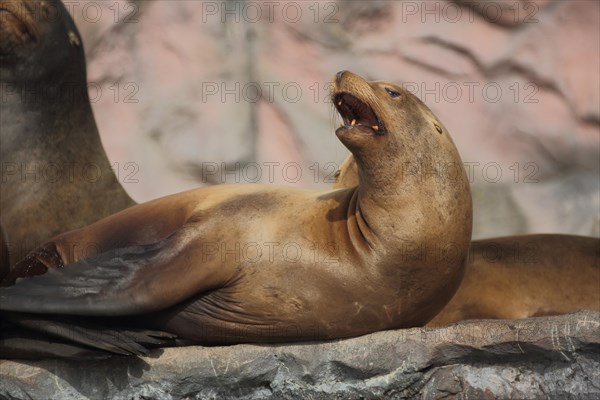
[386,88,401,98]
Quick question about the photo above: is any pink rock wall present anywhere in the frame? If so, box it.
[69,0,599,239]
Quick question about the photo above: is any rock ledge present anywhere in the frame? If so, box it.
[1,311,599,399]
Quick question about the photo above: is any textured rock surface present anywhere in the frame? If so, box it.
[1,311,598,399]
[66,0,600,239]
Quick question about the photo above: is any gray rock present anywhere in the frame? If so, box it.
[1,310,598,399]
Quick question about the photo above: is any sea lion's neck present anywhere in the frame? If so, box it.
[1,85,128,196]
[0,82,135,260]
[351,149,472,255]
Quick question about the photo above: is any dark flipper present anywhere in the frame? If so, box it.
[0,244,161,315]
[0,230,222,357]
[1,313,176,357]
[0,227,224,316]
[0,329,113,360]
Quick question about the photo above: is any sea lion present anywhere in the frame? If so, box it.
[0,0,135,266]
[0,71,472,357]
[426,234,600,326]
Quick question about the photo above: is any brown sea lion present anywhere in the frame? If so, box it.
[0,71,472,357]
[0,0,135,266]
[427,234,600,326]
[333,156,600,325]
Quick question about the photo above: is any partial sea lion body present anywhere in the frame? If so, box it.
[333,155,359,189]
[0,71,472,356]
[427,234,600,326]
[0,0,135,265]
[333,155,600,325]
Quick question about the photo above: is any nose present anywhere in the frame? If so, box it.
[336,70,348,83]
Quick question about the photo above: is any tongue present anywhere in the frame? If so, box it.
[341,94,376,125]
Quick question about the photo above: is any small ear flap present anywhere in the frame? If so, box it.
[434,124,442,134]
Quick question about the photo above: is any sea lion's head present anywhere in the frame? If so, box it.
[331,70,465,193]
[0,0,84,83]
[332,71,454,165]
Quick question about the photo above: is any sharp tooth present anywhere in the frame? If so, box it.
[351,119,356,125]
[338,100,343,106]
[372,125,379,130]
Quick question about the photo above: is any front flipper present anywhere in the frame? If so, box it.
[0,232,228,316]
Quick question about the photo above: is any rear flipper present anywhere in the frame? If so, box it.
[1,328,112,360]
[1,312,176,358]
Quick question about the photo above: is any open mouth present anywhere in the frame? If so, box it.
[333,92,386,136]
